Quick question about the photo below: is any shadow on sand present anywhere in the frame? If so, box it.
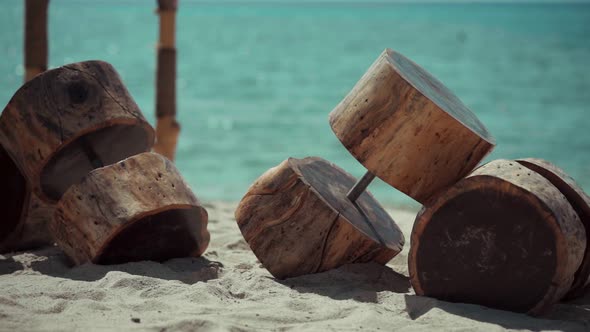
[0,245,223,285]
[404,293,590,332]
[278,262,410,303]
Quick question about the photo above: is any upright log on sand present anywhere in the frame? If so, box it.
[24,0,49,81]
[154,0,180,161]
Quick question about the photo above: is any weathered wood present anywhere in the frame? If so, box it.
[0,144,30,252]
[0,61,155,203]
[329,49,495,204]
[516,158,590,299]
[153,1,180,161]
[235,157,404,279]
[24,0,49,81]
[50,152,209,265]
[409,159,586,315]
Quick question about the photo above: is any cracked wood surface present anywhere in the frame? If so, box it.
[409,159,586,315]
[51,152,209,265]
[0,61,154,203]
[329,48,494,204]
[235,157,404,279]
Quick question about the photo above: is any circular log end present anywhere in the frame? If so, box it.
[94,206,209,264]
[236,157,403,279]
[0,145,29,244]
[384,49,494,144]
[411,184,557,313]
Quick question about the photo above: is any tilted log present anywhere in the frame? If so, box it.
[516,158,590,299]
[409,159,586,315]
[24,0,49,81]
[235,157,404,279]
[0,61,155,203]
[329,48,494,204]
[153,0,180,161]
[51,152,209,265]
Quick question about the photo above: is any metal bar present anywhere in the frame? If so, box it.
[346,171,376,202]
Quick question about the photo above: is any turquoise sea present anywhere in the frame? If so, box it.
[1,1,589,208]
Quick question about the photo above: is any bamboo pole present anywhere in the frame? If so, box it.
[153,0,180,161]
[24,0,49,81]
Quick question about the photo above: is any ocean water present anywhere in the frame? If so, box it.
[1,1,589,208]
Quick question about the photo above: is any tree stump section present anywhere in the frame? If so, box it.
[409,159,586,315]
[51,152,209,265]
[0,61,155,203]
[235,157,404,279]
[329,48,495,204]
[516,158,590,299]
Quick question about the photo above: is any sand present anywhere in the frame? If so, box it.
[1,201,589,331]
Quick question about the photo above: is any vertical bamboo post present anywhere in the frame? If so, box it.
[154,0,180,161]
[24,0,49,81]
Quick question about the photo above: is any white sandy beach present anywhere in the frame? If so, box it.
[0,202,588,331]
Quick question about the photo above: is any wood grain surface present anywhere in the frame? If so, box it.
[329,48,494,203]
[235,157,404,279]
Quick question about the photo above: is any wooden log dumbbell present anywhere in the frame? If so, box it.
[0,60,154,252]
[0,60,155,203]
[235,157,404,279]
[330,48,495,204]
[409,159,587,315]
[51,152,209,265]
[236,49,495,279]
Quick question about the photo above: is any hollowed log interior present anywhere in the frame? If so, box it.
[415,189,556,313]
[0,145,28,242]
[94,207,205,265]
[40,124,152,201]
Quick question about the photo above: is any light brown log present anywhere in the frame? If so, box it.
[516,158,590,299]
[50,152,209,265]
[235,157,404,279]
[24,0,49,81]
[409,159,586,315]
[329,49,495,204]
[0,61,155,203]
[153,1,179,161]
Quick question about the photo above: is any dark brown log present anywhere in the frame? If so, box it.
[50,152,209,265]
[24,0,49,81]
[153,1,180,161]
[409,159,586,315]
[0,61,155,203]
[516,158,590,299]
[0,144,30,251]
[235,157,404,279]
[329,49,495,204]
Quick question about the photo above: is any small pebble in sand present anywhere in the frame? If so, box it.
[131,318,141,324]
